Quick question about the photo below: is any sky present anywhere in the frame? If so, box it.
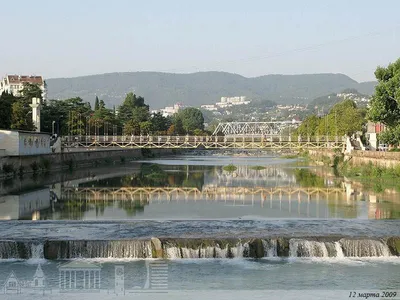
[0,0,399,82]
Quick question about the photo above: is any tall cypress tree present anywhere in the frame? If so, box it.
[94,96,100,111]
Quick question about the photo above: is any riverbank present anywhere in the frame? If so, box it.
[0,148,178,179]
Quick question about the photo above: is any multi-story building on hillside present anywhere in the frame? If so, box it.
[151,103,184,117]
[0,75,47,100]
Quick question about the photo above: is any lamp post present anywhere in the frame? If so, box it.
[52,121,56,135]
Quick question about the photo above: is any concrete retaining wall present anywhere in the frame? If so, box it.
[346,151,400,168]
[0,148,175,178]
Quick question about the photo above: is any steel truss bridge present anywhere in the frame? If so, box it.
[212,121,301,136]
[62,135,345,150]
[62,186,346,202]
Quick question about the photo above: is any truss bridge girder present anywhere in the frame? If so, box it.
[212,122,301,136]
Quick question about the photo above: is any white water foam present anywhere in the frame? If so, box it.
[262,239,278,257]
[334,242,344,258]
[165,246,181,259]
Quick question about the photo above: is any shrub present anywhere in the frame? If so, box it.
[223,164,237,172]
[40,158,51,172]
[2,163,15,174]
[18,165,24,177]
[30,161,39,174]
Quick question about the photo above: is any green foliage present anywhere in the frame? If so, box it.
[223,164,237,172]
[19,83,43,101]
[120,156,126,164]
[0,92,15,129]
[249,165,266,170]
[11,100,35,131]
[30,161,39,174]
[378,125,400,146]
[294,169,325,187]
[175,108,204,134]
[151,112,171,134]
[39,158,51,172]
[139,121,152,135]
[18,165,24,177]
[367,58,400,128]
[2,163,15,174]
[94,96,100,111]
[295,115,320,137]
[294,99,364,137]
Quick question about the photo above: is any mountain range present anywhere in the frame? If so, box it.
[46,71,377,109]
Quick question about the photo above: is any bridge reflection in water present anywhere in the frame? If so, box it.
[61,186,350,218]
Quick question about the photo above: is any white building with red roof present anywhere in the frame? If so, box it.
[0,75,47,99]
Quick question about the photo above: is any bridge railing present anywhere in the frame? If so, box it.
[62,135,345,144]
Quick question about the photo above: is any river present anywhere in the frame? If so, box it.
[0,152,399,299]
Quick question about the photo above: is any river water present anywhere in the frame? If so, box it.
[0,152,399,299]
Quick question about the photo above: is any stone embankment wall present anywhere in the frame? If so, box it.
[346,151,400,168]
[0,148,175,179]
[308,150,400,168]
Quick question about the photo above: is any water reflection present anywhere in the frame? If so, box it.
[1,158,399,220]
[0,188,51,220]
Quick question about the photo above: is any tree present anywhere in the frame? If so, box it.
[94,96,100,111]
[118,92,136,123]
[174,118,185,135]
[167,124,175,135]
[150,112,170,133]
[123,119,140,135]
[175,108,204,134]
[19,83,43,102]
[11,101,35,131]
[139,121,152,135]
[132,106,150,124]
[368,58,400,128]
[295,115,320,137]
[379,125,400,147]
[294,99,364,138]
[0,92,16,129]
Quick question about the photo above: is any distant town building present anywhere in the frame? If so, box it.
[152,103,184,117]
[216,96,250,108]
[0,75,47,100]
[200,104,218,111]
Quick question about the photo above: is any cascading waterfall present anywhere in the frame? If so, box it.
[214,245,229,258]
[334,242,345,258]
[339,239,391,257]
[0,241,19,259]
[181,248,200,258]
[29,243,44,259]
[1,238,397,259]
[57,240,153,259]
[230,243,249,258]
[200,246,215,258]
[290,239,331,257]
[262,239,277,257]
[164,246,182,259]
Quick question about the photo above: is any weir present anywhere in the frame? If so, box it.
[0,237,397,260]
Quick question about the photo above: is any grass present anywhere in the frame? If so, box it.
[223,164,237,172]
[249,165,266,171]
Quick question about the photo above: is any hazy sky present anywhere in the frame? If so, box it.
[1,0,399,81]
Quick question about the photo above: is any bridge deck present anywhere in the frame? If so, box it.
[62,135,345,149]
